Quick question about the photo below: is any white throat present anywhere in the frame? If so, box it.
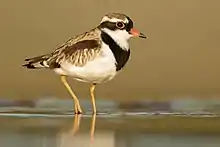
[101,28,131,51]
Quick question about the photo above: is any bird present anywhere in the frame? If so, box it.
[22,12,147,114]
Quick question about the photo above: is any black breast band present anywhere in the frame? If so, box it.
[101,31,130,71]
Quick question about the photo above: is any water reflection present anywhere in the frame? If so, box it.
[70,114,96,142]
[0,113,220,147]
[72,114,81,135]
[59,114,98,146]
[1,97,220,147]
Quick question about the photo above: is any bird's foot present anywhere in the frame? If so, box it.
[92,111,97,115]
[74,110,83,115]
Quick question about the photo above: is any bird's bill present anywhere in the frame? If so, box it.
[130,28,147,39]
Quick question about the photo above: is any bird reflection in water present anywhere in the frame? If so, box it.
[71,114,97,142]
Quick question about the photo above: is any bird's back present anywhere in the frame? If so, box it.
[23,28,102,69]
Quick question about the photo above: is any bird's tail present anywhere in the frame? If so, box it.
[22,54,50,69]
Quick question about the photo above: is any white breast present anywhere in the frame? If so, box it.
[53,43,117,83]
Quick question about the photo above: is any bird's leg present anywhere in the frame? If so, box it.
[61,75,82,114]
[90,83,97,114]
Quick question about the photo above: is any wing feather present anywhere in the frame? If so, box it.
[47,28,102,67]
[23,28,102,69]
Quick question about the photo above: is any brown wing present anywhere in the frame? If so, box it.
[23,28,101,69]
[47,29,102,67]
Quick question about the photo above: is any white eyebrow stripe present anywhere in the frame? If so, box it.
[101,16,128,23]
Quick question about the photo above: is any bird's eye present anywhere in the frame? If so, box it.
[116,22,125,29]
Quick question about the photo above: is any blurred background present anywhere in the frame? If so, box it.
[0,0,220,147]
[0,0,219,101]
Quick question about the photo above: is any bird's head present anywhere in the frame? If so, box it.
[98,13,147,40]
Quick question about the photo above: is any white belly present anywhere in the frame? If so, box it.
[53,44,117,83]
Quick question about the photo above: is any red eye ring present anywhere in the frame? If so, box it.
[116,22,125,29]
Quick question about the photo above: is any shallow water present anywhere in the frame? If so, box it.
[1,109,220,147]
[0,97,220,147]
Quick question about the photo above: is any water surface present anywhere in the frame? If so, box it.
[1,109,220,147]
